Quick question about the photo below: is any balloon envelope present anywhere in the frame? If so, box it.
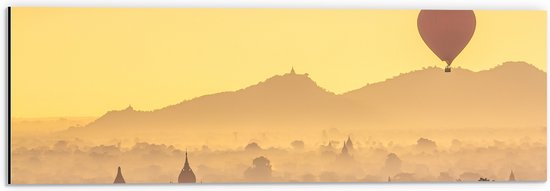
[417,10,476,66]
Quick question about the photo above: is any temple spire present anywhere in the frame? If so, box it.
[346,136,354,151]
[290,67,296,75]
[509,170,516,181]
[183,151,191,170]
[178,151,197,183]
[113,166,126,184]
[341,141,350,156]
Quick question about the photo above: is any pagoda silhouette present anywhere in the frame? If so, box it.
[345,136,354,151]
[340,136,355,157]
[341,141,350,157]
[113,166,126,184]
[112,151,197,184]
[509,170,516,181]
[178,151,197,183]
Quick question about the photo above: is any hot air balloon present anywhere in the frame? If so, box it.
[417,10,476,72]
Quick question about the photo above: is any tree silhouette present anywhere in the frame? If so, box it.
[383,153,402,176]
[244,156,272,182]
[291,140,305,150]
[244,142,262,152]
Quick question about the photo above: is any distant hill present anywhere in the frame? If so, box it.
[343,62,546,129]
[62,62,546,138]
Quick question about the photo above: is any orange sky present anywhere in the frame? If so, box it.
[10,8,546,118]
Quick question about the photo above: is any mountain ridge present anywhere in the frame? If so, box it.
[64,61,546,137]
[100,61,544,114]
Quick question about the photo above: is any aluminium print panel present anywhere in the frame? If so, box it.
[8,7,547,184]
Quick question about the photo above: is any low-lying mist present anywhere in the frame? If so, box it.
[10,119,546,184]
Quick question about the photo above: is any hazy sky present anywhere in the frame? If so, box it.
[11,8,546,118]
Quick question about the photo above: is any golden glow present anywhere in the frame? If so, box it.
[11,8,546,117]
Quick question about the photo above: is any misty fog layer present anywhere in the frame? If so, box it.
[11,124,546,184]
[10,63,547,184]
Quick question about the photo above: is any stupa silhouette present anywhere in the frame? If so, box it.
[178,151,196,183]
[509,170,516,181]
[113,166,126,184]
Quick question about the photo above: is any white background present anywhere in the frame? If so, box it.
[1,0,549,191]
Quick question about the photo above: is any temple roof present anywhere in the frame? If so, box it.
[346,136,354,150]
[178,151,196,183]
[113,166,126,184]
[341,141,350,156]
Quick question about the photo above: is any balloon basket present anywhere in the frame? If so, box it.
[445,67,451,72]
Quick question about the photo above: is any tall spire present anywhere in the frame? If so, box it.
[183,151,191,171]
[290,67,296,75]
[113,166,126,184]
[509,170,516,181]
[341,141,349,156]
[346,136,354,151]
[178,151,196,183]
